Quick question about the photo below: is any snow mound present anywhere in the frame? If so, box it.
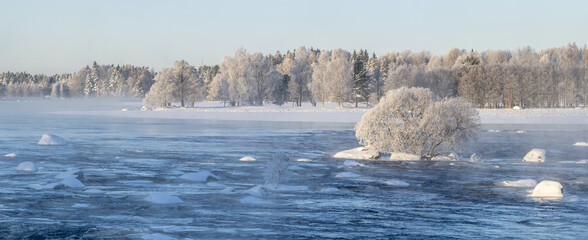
[141,233,177,240]
[499,179,537,187]
[573,142,588,147]
[239,156,256,161]
[16,161,37,172]
[144,193,183,204]
[240,196,271,205]
[333,147,380,160]
[384,180,409,187]
[180,170,219,182]
[530,180,563,198]
[60,176,85,188]
[335,172,362,178]
[321,187,340,193]
[121,108,129,112]
[512,106,522,110]
[344,160,366,167]
[523,149,545,162]
[37,134,67,145]
[389,152,421,161]
[432,153,458,161]
[4,153,16,157]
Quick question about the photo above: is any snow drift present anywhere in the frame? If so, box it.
[389,152,421,161]
[498,179,537,187]
[530,180,563,198]
[333,147,380,160]
[16,161,37,172]
[37,134,67,145]
[180,170,219,182]
[523,149,545,162]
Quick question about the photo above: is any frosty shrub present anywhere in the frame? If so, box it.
[264,152,291,188]
[355,87,479,159]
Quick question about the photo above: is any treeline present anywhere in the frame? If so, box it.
[0,62,155,98]
[2,43,588,108]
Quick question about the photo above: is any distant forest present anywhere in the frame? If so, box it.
[2,43,587,108]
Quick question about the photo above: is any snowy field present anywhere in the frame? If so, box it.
[1,99,588,239]
[56,99,588,125]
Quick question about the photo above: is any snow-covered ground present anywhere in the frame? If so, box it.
[55,101,588,125]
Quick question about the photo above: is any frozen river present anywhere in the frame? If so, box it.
[1,100,587,239]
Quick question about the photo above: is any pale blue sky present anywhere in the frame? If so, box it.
[1,0,587,74]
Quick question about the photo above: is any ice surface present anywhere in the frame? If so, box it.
[288,165,305,170]
[206,182,226,187]
[240,196,272,205]
[384,180,410,187]
[498,179,537,187]
[343,160,366,167]
[270,185,309,192]
[144,193,184,204]
[4,153,16,157]
[530,180,563,198]
[573,142,588,146]
[72,203,90,208]
[141,233,177,240]
[239,156,256,161]
[37,134,67,145]
[523,149,545,162]
[179,170,219,182]
[333,147,380,160]
[244,185,266,197]
[389,152,421,161]
[335,172,362,178]
[16,161,37,172]
[84,188,105,194]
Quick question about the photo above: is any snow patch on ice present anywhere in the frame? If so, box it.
[72,203,90,208]
[296,158,312,162]
[4,153,16,157]
[384,180,409,187]
[343,160,367,167]
[321,187,340,193]
[37,134,67,145]
[144,193,183,204]
[180,170,219,182]
[288,165,305,170]
[239,156,256,161]
[523,149,545,162]
[206,182,226,187]
[573,142,588,147]
[389,152,421,161]
[498,179,537,187]
[333,147,380,160]
[141,233,177,240]
[240,196,271,205]
[84,188,105,194]
[530,180,563,198]
[16,161,37,172]
[335,172,362,178]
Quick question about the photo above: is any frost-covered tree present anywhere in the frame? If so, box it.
[264,152,291,188]
[143,68,176,108]
[355,87,479,159]
[352,49,370,106]
[310,50,331,107]
[289,47,314,106]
